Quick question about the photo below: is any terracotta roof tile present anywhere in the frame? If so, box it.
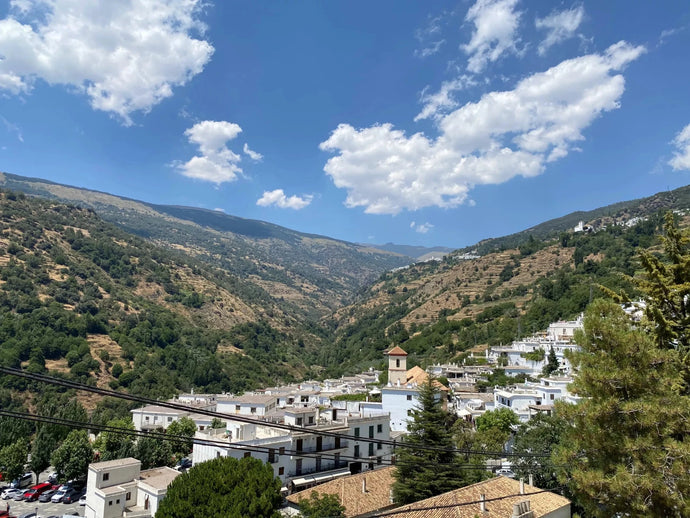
[383,476,570,518]
[287,467,396,517]
[386,346,408,356]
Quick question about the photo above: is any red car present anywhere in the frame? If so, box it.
[22,482,52,502]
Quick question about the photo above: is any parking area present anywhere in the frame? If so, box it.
[2,498,82,518]
[2,469,83,518]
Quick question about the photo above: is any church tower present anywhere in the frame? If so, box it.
[386,346,408,385]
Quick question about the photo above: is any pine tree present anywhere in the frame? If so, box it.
[542,347,559,376]
[392,379,476,504]
[554,299,690,517]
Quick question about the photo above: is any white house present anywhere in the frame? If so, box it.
[216,393,280,417]
[192,410,392,493]
[84,457,179,518]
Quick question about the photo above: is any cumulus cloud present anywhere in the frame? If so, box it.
[415,76,477,121]
[536,5,585,55]
[243,143,263,161]
[176,121,245,184]
[411,221,434,234]
[321,42,644,215]
[0,0,213,124]
[669,124,690,171]
[256,189,312,210]
[463,0,522,73]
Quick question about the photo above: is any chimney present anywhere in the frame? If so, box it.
[480,493,486,512]
[389,489,394,504]
[528,474,533,487]
[520,478,525,494]
[362,477,367,493]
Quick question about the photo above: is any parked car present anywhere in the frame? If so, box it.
[51,488,69,503]
[62,488,84,504]
[23,482,52,502]
[47,472,58,484]
[13,489,29,501]
[1,488,23,500]
[9,473,32,489]
[38,489,56,502]
[78,493,87,506]
[17,512,37,518]
[174,458,192,471]
[496,468,516,478]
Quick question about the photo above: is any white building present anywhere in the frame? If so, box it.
[192,410,392,493]
[84,458,179,518]
[216,394,280,417]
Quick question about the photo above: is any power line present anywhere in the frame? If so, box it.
[0,366,554,459]
[0,410,561,473]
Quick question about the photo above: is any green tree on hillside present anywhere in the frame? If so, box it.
[156,457,281,518]
[0,438,29,483]
[166,416,197,458]
[392,379,478,504]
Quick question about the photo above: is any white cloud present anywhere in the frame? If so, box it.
[321,42,645,215]
[243,143,263,161]
[415,76,477,121]
[0,115,24,143]
[669,124,690,171]
[411,221,434,234]
[463,0,522,73]
[176,121,244,184]
[0,0,213,124]
[536,5,585,56]
[414,14,446,58]
[257,189,313,210]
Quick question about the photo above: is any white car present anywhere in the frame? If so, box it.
[51,488,69,503]
[1,488,23,500]
[79,494,87,505]
[496,468,516,478]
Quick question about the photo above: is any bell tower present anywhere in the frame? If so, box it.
[386,346,408,385]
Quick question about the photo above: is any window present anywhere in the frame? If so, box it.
[250,407,257,414]
[296,439,303,451]
[296,459,303,476]
[216,451,221,458]
[109,501,113,507]
[103,473,110,482]
[235,405,241,412]
[279,467,284,475]
[354,445,360,458]
[244,452,251,458]
[550,394,555,400]
[296,417,303,426]
[126,492,131,501]
[354,427,360,437]
[368,443,374,456]
[407,409,413,416]
[406,395,412,401]
[145,416,150,421]
[396,359,400,368]
[377,424,383,433]
[308,416,314,425]
[316,456,322,471]
[116,499,120,505]
[167,417,173,422]
[268,449,276,463]
[199,426,205,431]
[369,425,374,438]
[335,437,341,449]
[279,447,285,455]
[377,442,382,450]
[377,456,382,465]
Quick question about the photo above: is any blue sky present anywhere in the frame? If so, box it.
[1,1,690,249]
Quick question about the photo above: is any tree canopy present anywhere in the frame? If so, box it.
[297,491,346,518]
[156,456,281,518]
[51,429,93,482]
[392,379,481,504]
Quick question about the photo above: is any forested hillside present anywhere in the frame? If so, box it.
[0,172,410,319]
[0,190,336,404]
[321,211,676,374]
